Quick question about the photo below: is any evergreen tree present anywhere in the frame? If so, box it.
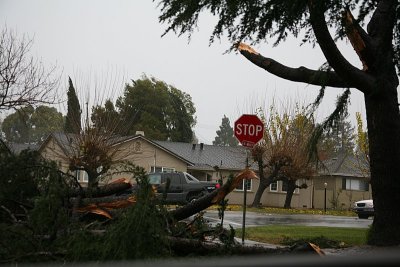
[116,75,196,142]
[64,77,81,134]
[319,113,355,158]
[91,99,120,134]
[213,115,238,146]
[1,105,63,144]
[157,1,400,245]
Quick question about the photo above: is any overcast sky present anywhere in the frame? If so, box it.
[0,0,375,144]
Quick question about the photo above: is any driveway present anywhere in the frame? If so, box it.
[203,210,372,229]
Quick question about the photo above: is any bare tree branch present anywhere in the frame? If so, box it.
[0,27,60,111]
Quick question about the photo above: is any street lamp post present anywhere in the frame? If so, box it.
[324,182,327,213]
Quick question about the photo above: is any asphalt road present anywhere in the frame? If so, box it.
[202,210,373,229]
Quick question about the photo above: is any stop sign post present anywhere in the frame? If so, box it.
[234,114,264,148]
[234,114,264,245]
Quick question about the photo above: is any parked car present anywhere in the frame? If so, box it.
[148,172,217,204]
[353,199,374,219]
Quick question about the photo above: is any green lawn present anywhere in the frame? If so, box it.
[235,225,368,248]
[208,204,358,217]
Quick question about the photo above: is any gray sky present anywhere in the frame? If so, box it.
[0,0,372,144]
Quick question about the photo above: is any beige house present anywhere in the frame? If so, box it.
[313,153,371,210]
[38,133,371,210]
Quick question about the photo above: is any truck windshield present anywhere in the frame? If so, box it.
[148,173,162,184]
[184,172,200,183]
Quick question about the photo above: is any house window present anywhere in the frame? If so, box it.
[76,170,89,183]
[270,181,278,192]
[150,166,175,173]
[236,179,252,191]
[342,178,369,191]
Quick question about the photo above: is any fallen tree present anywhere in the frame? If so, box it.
[170,168,258,221]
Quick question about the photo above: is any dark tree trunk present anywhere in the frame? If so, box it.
[251,157,268,207]
[283,180,297,209]
[364,79,400,245]
[251,179,269,207]
[69,179,132,198]
[362,0,400,245]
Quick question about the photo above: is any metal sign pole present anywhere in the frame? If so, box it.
[242,151,249,245]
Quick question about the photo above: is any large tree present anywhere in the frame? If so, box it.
[156,0,400,246]
[64,77,81,134]
[91,99,121,134]
[116,75,196,142]
[251,106,315,208]
[213,115,238,146]
[0,27,59,111]
[1,105,63,144]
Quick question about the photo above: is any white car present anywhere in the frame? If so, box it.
[353,199,374,219]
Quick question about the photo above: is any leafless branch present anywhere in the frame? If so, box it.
[0,27,60,111]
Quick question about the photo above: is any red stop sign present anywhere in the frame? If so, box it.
[234,114,264,148]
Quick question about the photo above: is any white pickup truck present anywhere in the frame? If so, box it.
[353,199,374,219]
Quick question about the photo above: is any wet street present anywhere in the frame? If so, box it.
[203,210,372,229]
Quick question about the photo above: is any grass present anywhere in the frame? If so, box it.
[235,225,368,248]
[207,204,357,217]
[206,205,364,248]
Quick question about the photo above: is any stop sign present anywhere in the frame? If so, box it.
[234,114,264,148]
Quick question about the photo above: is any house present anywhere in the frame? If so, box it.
[313,153,371,210]
[38,132,371,209]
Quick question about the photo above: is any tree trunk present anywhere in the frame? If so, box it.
[69,178,132,198]
[252,164,280,207]
[365,80,400,245]
[251,180,269,207]
[283,180,297,209]
[251,157,268,207]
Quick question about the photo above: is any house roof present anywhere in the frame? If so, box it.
[320,152,369,178]
[119,135,194,166]
[39,132,134,155]
[2,141,38,155]
[39,132,194,166]
[38,132,256,172]
[154,141,255,171]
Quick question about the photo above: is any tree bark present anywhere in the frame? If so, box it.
[283,180,297,209]
[364,82,400,245]
[251,179,269,207]
[69,178,132,198]
[251,155,268,207]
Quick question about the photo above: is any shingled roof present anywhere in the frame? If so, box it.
[320,152,370,178]
[154,141,255,171]
[3,141,39,155]
[38,132,257,172]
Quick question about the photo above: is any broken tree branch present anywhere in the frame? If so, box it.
[169,168,258,222]
[237,43,352,88]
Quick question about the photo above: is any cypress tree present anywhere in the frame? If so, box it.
[213,115,238,146]
[64,77,81,134]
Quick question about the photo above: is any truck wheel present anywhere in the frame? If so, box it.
[358,214,369,219]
